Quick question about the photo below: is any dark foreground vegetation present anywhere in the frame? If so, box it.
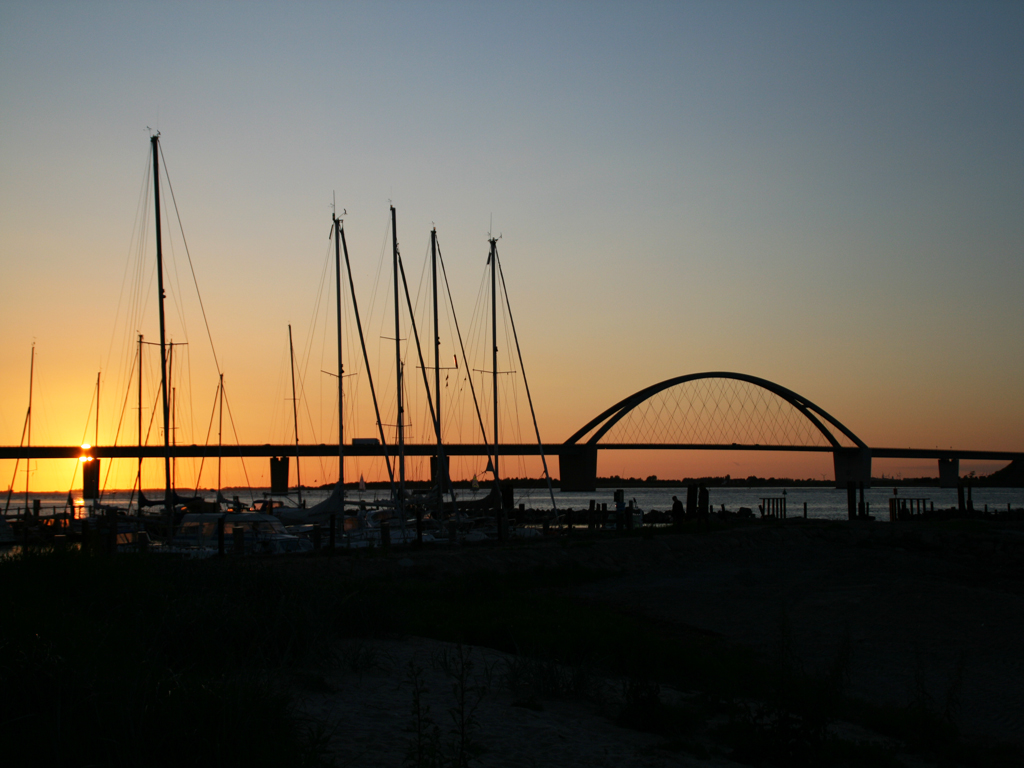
[3,531,1022,767]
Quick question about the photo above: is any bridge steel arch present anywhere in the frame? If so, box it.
[558,372,870,491]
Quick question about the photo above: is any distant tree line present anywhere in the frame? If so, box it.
[309,459,1023,490]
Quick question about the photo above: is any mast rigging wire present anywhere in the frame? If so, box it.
[434,237,495,475]
[496,248,557,511]
[158,143,221,375]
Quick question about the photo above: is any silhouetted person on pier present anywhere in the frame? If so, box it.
[671,496,684,526]
[697,484,710,530]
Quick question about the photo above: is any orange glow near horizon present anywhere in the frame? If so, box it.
[1,451,1012,495]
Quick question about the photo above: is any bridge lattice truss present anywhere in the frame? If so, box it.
[565,372,866,452]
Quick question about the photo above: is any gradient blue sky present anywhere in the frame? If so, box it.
[2,1,1022,490]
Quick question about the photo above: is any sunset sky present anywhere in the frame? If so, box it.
[2,1,1022,492]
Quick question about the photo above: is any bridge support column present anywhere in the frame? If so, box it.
[938,458,959,488]
[834,448,871,489]
[559,445,598,492]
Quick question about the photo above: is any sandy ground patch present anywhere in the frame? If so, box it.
[293,519,1024,762]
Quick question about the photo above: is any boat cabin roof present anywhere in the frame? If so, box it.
[179,513,280,524]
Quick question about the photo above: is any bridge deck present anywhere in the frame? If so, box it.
[1,444,1020,462]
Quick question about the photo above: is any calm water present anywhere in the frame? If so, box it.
[6,485,1023,522]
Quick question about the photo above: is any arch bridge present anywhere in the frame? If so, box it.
[558,371,872,492]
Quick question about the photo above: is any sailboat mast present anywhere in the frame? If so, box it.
[95,371,100,449]
[169,347,175,493]
[217,373,224,498]
[432,228,442,514]
[3,346,33,517]
[391,206,405,519]
[171,385,176,493]
[25,344,34,517]
[288,324,303,505]
[334,215,344,506]
[490,237,500,500]
[151,134,173,530]
[137,334,143,504]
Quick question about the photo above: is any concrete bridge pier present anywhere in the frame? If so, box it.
[834,448,871,489]
[938,458,959,488]
[559,445,598,492]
